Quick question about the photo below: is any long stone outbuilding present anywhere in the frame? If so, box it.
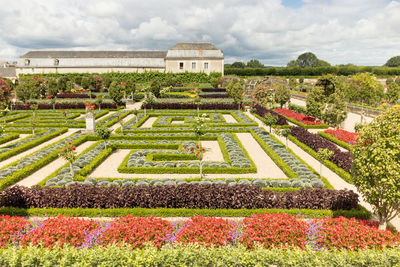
[16,42,224,75]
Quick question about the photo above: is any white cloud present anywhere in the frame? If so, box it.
[0,0,399,65]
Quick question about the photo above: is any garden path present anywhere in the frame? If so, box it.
[222,114,237,123]
[246,111,400,230]
[110,114,136,132]
[0,129,80,169]
[16,141,96,187]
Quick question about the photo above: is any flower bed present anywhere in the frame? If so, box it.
[290,126,352,172]
[56,93,90,99]
[201,88,226,92]
[0,214,398,250]
[12,103,119,110]
[199,94,230,98]
[324,129,359,145]
[253,105,288,125]
[0,185,359,210]
[274,108,322,125]
[142,103,240,110]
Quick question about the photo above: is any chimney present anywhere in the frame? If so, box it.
[199,48,203,56]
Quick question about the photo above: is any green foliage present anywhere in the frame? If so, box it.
[384,55,400,67]
[385,82,399,104]
[288,77,297,89]
[288,52,331,68]
[103,76,112,88]
[231,61,246,68]
[352,107,400,229]
[226,78,244,105]
[210,77,219,88]
[263,114,278,133]
[125,79,136,98]
[321,92,348,127]
[95,125,112,149]
[273,82,291,108]
[350,72,384,105]
[247,59,264,68]
[47,78,58,96]
[108,81,124,105]
[57,76,69,93]
[81,77,90,89]
[16,79,39,103]
[150,79,162,97]
[306,86,325,119]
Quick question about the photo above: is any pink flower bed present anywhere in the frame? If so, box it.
[274,108,323,125]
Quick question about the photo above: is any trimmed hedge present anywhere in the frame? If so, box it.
[12,103,120,110]
[0,133,19,145]
[2,244,399,266]
[253,105,288,125]
[0,185,359,210]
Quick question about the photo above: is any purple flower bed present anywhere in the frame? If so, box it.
[201,88,227,92]
[0,184,359,210]
[56,93,90,99]
[12,103,119,110]
[142,103,240,110]
[199,94,230,98]
[253,105,288,125]
[290,126,352,172]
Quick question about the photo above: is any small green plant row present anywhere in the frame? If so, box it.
[288,135,352,183]
[0,113,31,123]
[251,112,291,129]
[0,132,86,190]
[96,110,132,128]
[0,133,19,145]
[0,128,66,162]
[318,131,352,150]
[0,205,370,219]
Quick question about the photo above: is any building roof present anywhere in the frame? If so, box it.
[20,50,168,59]
[169,42,219,50]
[0,67,16,78]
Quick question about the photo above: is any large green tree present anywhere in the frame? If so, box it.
[351,107,400,229]
[384,55,400,67]
[287,52,331,68]
[16,79,40,103]
[273,82,291,108]
[226,78,245,107]
[321,92,347,127]
[108,81,124,105]
[306,86,325,119]
[385,82,399,104]
[231,62,246,68]
[247,59,264,68]
[350,72,384,105]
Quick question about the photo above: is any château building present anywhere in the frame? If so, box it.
[16,42,224,75]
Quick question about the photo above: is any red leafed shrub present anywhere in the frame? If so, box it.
[19,215,99,248]
[100,215,172,249]
[316,217,400,250]
[240,213,308,249]
[275,108,323,125]
[175,216,236,247]
[0,215,29,247]
[324,129,360,145]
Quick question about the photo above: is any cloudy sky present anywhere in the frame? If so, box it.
[0,0,399,66]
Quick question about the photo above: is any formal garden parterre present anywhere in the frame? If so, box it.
[0,73,399,265]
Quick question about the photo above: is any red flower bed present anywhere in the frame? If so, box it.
[316,217,400,250]
[0,215,29,247]
[100,215,172,249]
[0,214,398,250]
[274,108,322,125]
[324,129,360,145]
[240,213,308,249]
[175,216,236,247]
[19,215,99,248]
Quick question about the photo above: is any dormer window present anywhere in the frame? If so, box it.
[24,59,30,66]
[54,58,59,66]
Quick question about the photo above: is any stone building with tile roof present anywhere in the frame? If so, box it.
[16,42,223,75]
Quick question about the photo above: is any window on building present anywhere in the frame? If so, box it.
[24,59,30,66]
[54,58,59,66]
[179,62,184,69]
[204,62,209,70]
[192,62,196,69]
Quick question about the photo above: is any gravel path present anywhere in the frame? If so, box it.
[222,114,237,123]
[16,141,97,187]
[0,129,80,169]
[140,117,157,128]
[111,114,136,132]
